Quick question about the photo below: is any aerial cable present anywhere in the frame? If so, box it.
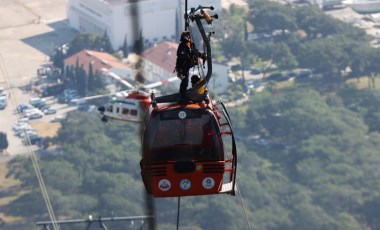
[236,183,253,230]
[0,51,60,230]
[176,197,181,230]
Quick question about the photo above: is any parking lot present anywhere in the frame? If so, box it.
[0,0,77,159]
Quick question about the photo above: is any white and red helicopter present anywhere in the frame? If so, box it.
[76,68,179,123]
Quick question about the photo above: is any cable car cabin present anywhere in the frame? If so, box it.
[103,98,142,123]
[141,102,237,197]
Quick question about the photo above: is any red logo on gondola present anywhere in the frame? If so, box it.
[158,179,171,191]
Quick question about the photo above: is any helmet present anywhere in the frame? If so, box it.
[191,75,201,85]
[180,31,191,42]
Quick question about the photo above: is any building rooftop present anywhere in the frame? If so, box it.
[140,41,178,73]
[64,49,129,75]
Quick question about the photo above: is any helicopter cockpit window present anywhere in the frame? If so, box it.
[116,107,120,114]
[131,110,138,116]
[107,105,113,112]
[145,109,223,162]
[122,108,129,115]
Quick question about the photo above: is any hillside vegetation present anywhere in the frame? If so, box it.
[2,84,380,230]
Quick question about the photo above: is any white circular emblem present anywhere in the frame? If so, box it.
[178,111,187,119]
[180,179,191,190]
[158,179,171,191]
[202,177,215,189]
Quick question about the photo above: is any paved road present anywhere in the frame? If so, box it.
[0,0,77,159]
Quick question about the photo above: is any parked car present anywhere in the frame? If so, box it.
[0,87,6,97]
[33,102,48,109]
[17,104,33,113]
[0,96,7,109]
[295,69,312,78]
[43,108,57,115]
[28,112,44,120]
[250,68,262,74]
[23,134,42,145]
[29,97,45,106]
[18,117,29,123]
[267,73,283,81]
[63,89,78,100]
[57,95,68,104]
[23,108,42,117]
[51,115,65,122]
[230,64,242,71]
[267,73,289,82]
[19,130,37,138]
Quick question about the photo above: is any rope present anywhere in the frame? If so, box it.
[236,183,252,230]
[176,197,181,230]
[0,51,60,230]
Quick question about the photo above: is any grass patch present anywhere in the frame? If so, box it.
[29,121,61,137]
[0,163,20,189]
[346,76,380,89]
[276,79,294,89]
[0,163,26,223]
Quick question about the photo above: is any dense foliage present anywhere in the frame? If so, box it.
[4,85,380,230]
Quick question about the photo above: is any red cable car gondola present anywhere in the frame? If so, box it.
[140,99,237,197]
[140,5,237,197]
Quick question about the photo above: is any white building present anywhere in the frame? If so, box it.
[209,62,229,94]
[67,0,221,50]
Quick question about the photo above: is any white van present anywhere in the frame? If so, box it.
[29,97,46,106]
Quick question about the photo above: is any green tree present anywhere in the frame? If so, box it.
[122,36,129,57]
[218,4,247,57]
[42,160,82,192]
[249,0,297,34]
[87,61,94,94]
[133,29,144,53]
[295,6,340,39]
[67,33,99,56]
[74,60,86,96]
[349,44,374,77]
[296,37,349,78]
[101,30,114,53]
[52,45,65,72]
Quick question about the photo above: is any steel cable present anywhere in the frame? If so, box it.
[0,51,60,230]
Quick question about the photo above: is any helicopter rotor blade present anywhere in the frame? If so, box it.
[142,76,179,89]
[70,90,130,104]
[101,68,135,90]
[70,93,114,103]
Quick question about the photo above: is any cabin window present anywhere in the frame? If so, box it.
[116,107,120,114]
[122,108,129,115]
[144,109,223,162]
[131,109,138,116]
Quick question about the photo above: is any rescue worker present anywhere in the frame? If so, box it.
[191,75,206,95]
[175,31,196,100]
